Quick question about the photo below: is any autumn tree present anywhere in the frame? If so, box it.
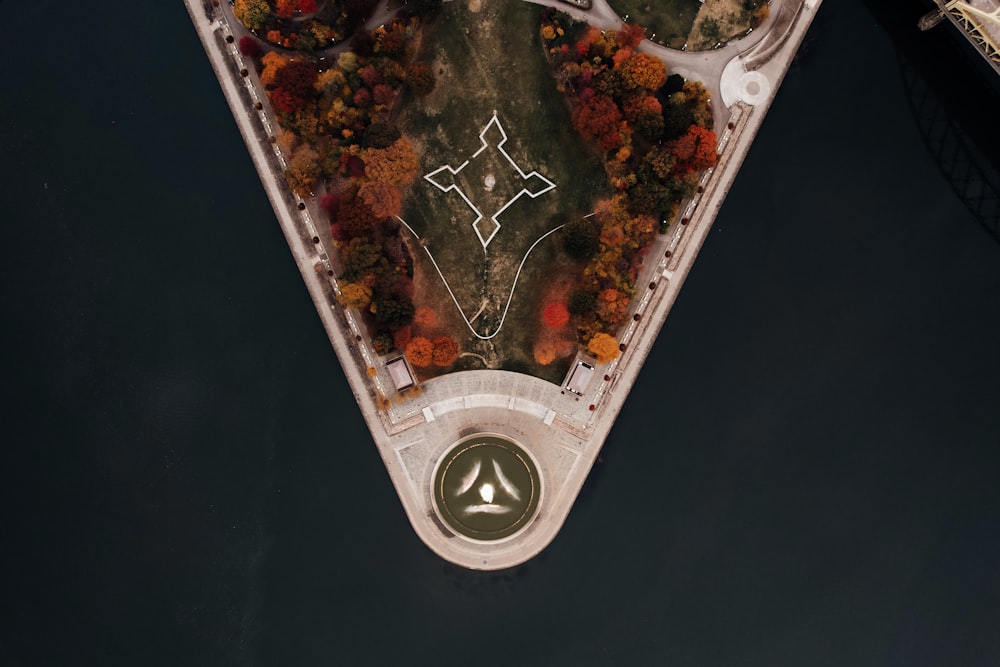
[358,181,402,219]
[533,340,557,366]
[272,59,318,112]
[340,282,373,309]
[362,137,419,186]
[572,93,623,153]
[285,145,320,195]
[406,61,436,95]
[588,332,620,363]
[542,302,570,329]
[670,124,718,171]
[363,122,401,149]
[616,22,647,49]
[259,52,290,87]
[431,337,459,366]
[238,35,261,58]
[234,0,269,30]
[275,0,296,18]
[619,52,667,91]
[335,196,380,240]
[341,238,384,280]
[405,336,433,367]
[596,287,629,326]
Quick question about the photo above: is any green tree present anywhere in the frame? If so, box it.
[568,288,598,316]
[372,293,414,328]
[562,217,600,260]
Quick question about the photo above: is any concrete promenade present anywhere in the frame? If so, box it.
[184,0,821,570]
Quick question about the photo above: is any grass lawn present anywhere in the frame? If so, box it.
[396,0,611,382]
[606,0,702,49]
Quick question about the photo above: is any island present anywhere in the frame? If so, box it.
[185,0,821,569]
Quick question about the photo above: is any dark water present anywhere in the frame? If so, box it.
[3,2,998,665]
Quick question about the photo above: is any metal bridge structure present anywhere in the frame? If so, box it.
[920,0,1000,75]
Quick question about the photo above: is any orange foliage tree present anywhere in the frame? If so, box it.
[533,340,557,366]
[259,52,289,87]
[588,332,620,363]
[618,52,667,91]
[361,137,420,186]
[405,336,433,367]
[431,337,459,367]
[358,181,402,218]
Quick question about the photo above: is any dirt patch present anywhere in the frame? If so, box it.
[688,0,768,51]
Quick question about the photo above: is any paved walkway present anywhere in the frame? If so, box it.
[184,0,823,570]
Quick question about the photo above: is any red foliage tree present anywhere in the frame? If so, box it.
[238,35,261,58]
[572,94,623,153]
[617,22,647,49]
[271,60,317,112]
[336,196,380,239]
[542,302,570,329]
[353,87,373,109]
[670,124,718,171]
[320,191,341,216]
[298,0,317,13]
[275,0,295,18]
[372,84,395,107]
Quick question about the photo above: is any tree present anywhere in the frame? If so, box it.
[542,302,570,328]
[562,217,600,260]
[596,287,629,325]
[335,196,380,239]
[616,22,647,49]
[259,52,290,87]
[341,238,383,280]
[669,124,717,170]
[358,181,402,218]
[372,292,414,328]
[406,61,436,95]
[405,336,433,367]
[272,59,318,112]
[234,0,269,30]
[588,332,620,363]
[619,52,667,91]
[362,137,419,186]
[340,282,373,309]
[572,94,622,153]
[298,0,318,12]
[431,337,459,366]
[533,340,557,366]
[568,288,597,315]
[661,97,695,140]
[362,122,401,149]
[285,145,320,195]
[238,35,261,58]
[275,0,296,18]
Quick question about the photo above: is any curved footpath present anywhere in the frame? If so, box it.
[184,0,822,570]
